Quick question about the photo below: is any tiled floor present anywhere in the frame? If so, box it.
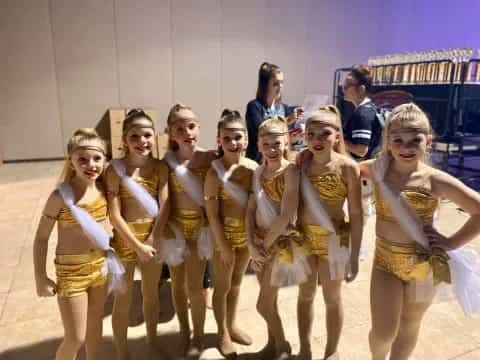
[0,161,479,360]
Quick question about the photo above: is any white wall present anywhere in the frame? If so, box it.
[1,0,383,160]
[0,0,63,160]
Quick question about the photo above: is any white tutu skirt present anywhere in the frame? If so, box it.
[157,223,188,267]
[270,242,312,287]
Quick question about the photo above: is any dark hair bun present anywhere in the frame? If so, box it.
[221,108,240,118]
[126,108,146,117]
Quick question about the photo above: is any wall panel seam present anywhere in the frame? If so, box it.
[220,0,224,111]
[170,0,175,108]
[112,0,122,106]
[47,0,65,155]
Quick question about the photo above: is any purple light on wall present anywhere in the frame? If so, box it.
[379,0,480,55]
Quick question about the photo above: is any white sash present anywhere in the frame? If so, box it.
[253,165,311,287]
[372,155,480,315]
[57,183,125,294]
[164,151,213,260]
[211,159,248,208]
[111,159,188,265]
[164,151,205,207]
[300,165,350,280]
[252,164,282,229]
[110,159,159,217]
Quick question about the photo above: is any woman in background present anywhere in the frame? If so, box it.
[246,62,302,162]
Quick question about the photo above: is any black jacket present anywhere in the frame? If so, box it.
[245,99,291,162]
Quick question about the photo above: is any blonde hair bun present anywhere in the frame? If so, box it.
[258,115,288,137]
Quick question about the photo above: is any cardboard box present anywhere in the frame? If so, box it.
[110,136,124,159]
[109,108,125,139]
[157,133,169,159]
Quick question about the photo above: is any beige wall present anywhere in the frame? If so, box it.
[0,0,383,160]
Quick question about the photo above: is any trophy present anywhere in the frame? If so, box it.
[394,54,401,84]
[426,50,436,83]
[402,53,411,84]
[431,50,441,83]
[454,48,463,83]
[475,49,480,83]
[385,55,393,84]
[445,49,454,83]
[437,49,446,83]
[419,51,427,84]
[465,48,474,82]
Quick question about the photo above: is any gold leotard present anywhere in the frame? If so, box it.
[216,165,254,249]
[254,172,303,262]
[112,172,160,262]
[57,195,107,225]
[55,192,108,297]
[373,181,449,283]
[55,250,107,297]
[301,160,350,257]
[167,166,209,245]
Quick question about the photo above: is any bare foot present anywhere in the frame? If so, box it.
[324,352,339,360]
[296,346,312,360]
[275,341,292,360]
[229,326,253,345]
[218,334,237,357]
[186,336,204,358]
[203,287,213,309]
[115,346,131,360]
[253,341,276,360]
[178,331,191,356]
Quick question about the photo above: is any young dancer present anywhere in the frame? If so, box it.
[297,105,363,360]
[361,103,480,360]
[106,109,169,359]
[204,109,257,357]
[247,115,310,360]
[161,103,217,357]
[34,128,124,360]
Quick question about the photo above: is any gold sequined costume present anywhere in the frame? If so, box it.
[215,167,253,249]
[254,172,303,262]
[55,195,108,297]
[166,167,208,244]
[111,173,159,262]
[301,161,350,258]
[373,184,449,284]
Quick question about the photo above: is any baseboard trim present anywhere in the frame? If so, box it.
[3,157,65,164]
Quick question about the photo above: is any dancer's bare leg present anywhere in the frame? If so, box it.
[318,260,343,359]
[112,262,135,360]
[185,246,207,356]
[297,256,318,360]
[212,249,236,356]
[369,269,403,360]
[169,262,190,355]
[56,293,88,360]
[389,282,433,360]
[227,247,251,345]
[85,284,108,360]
